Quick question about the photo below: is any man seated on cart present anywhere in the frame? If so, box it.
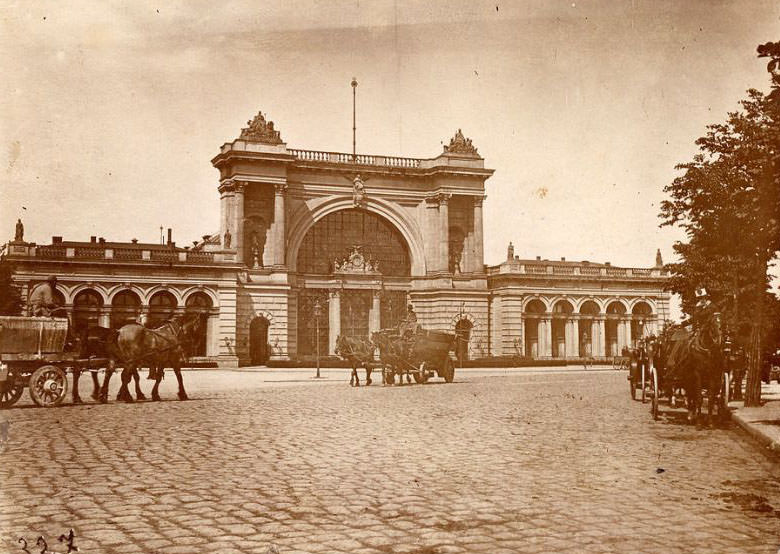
[29,275,74,346]
[398,304,419,359]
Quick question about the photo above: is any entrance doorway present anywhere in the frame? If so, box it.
[455,319,473,365]
[249,317,270,365]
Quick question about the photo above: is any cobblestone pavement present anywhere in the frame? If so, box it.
[1,370,780,553]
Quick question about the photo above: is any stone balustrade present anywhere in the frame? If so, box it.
[10,243,225,265]
[488,262,666,279]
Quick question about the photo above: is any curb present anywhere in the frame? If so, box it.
[730,409,780,453]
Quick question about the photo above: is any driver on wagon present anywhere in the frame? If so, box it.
[29,276,65,317]
[399,304,418,338]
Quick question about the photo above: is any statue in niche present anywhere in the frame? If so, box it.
[224,228,232,249]
[14,219,24,242]
[448,228,465,274]
[250,230,264,269]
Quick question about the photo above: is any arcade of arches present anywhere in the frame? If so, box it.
[522,298,658,359]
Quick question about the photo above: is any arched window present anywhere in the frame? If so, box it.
[606,301,627,315]
[148,291,177,328]
[73,289,103,332]
[111,290,141,328]
[185,292,213,356]
[553,300,574,314]
[524,299,546,314]
[297,209,411,276]
[579,300,600,315]
[632,301,652,316]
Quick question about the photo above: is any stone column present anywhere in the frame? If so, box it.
[571,319,580,357]
[272,183,287,267]
[543,317,553,358]
[233,181,246,265]
[472,195,485,273]
[597,317,606,357]
[590,320,599,358]
[99,308,111,328]
[625,318,633,348]
[369,290,381,337]
[328,291,341,355]
[425,196,439,273]
[439,193,451,272]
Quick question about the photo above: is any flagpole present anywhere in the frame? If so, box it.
[351,77,357,161]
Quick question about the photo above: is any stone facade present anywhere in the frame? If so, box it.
[3,113,669,366]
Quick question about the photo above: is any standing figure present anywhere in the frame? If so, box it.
[14,218,23,242]
[352,175,367,208]
[251,230,263,268]
[224,228,232,249]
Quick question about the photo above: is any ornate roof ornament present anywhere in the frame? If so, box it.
[239,111,283,144]
[333,246,380,275]
[443,129,479,156]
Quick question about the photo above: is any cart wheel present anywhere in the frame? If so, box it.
[29,365,68,407]
[650,365,659,421]
[0,376,25,409]
[441,357,455,383]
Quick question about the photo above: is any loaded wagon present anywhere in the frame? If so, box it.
[0,316,109,408]
[374,327,457,385]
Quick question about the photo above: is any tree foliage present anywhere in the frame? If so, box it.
[659,42,780,406]
[0,252,23,316]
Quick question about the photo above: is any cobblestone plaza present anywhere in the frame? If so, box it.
[2,370,779,553]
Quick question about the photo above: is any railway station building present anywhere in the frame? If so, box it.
[4,111,670,367]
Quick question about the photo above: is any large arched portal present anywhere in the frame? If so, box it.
[295,209,412,356]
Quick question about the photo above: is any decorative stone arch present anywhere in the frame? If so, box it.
[449,311,477,329]
[605,299,629,315]
[550,298,574,314]
[287,195,426,276]
[522,296,550,313]
[577,298,602,315]
[182,286,219,308]
[67,283,110,304]
[106,284,146,304]
[143,285,184,306]
[246,310,275,327]
[629,298,655,315]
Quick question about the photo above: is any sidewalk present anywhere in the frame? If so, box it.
[729,381,780,453]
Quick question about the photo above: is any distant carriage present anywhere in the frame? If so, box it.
[372,327,456,385]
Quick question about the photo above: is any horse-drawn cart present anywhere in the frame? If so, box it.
[0,316,109,408]
[373,327,457,385]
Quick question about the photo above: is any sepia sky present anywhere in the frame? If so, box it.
[1,1,778,285]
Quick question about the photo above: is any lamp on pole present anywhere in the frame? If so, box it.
[313,298,322,379]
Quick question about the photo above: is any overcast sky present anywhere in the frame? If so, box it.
[2,1,778,281]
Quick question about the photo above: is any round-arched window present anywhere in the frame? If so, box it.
[73,289,103,332]
[148,291,177,328]
[185,292,212,356]
[111,290,141,328]
[296,209,410,276]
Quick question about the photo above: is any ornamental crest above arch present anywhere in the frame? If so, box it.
[443,129,479,156]
[239,111,283,144]
[333,245,380,275]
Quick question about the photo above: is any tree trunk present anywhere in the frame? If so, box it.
[743,320,763,407]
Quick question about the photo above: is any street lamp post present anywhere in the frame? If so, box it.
[313,299,322,379]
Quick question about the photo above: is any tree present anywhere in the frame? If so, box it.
[0,251,23,316]
[660,43,780,407]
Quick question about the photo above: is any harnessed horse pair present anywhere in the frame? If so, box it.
[646,309,730,422]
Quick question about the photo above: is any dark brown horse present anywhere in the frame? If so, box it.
[101,314,203,402]
[74,326,146,404]
[371,329,413,385]
[335,335,375,386]
[649,311,727,422]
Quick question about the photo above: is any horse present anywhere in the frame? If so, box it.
[649,311,727,423]
[101,313,203,402]
[334,335,375,386]
[371,329,412,385]
[72,326,147,404]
